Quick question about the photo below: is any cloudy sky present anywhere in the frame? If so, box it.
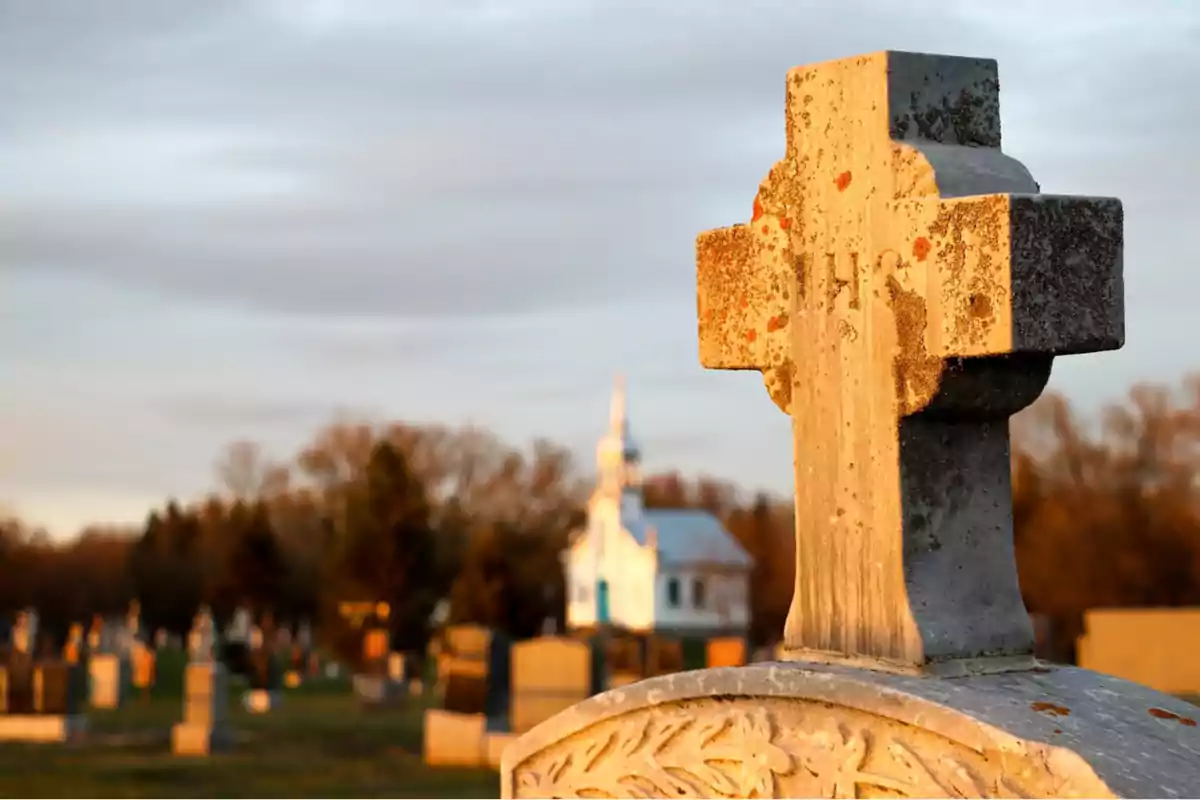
[2,0,1197,536]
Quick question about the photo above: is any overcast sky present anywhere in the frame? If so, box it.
[2,0,1197,536]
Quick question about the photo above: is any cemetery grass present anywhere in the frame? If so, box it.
[0,684,498,798]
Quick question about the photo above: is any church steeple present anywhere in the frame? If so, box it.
[596,374,642,501]
[608,374,639,463]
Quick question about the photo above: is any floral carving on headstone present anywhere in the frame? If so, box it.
[511,699,1104,799]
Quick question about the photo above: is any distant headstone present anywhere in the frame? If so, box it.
[509,637,602,734]
[604,635,644,689]
[62,623,85,665]
[85,614,105,652]
[132,641,156,697]
[121,600,141,659]
[226,606,252,644]
[705,636,747,668]
[173,606,229,755]
[242,625,281,713]
[88,653,123,709]
[387,651,406,683]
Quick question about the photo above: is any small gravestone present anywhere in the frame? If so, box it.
[0,610,86,742]
[124,601,154,700]
[172,605,230,756]
[223,605,253,678]
[62,623,85,665]
[423,627,511,768]
[86,613,123,710]
[353,609,400,708]
[242,626,281,713]
[3,611,36,715]
[603,634,644,689]
[387,651,406,682]
[706,635,748,668]
[510,636,603,735]
[33,662,87,716]
[502,51,1200,798]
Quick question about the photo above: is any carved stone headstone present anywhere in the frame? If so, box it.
[500,51,1200,798]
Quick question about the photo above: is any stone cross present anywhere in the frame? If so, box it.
[696,51,1122,674]
[500,52,1200,800]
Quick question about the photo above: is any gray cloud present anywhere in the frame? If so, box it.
[153,392,381,431]
[6,0,1192,320]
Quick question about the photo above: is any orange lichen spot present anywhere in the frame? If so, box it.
[913,236,932,262]
[761,225,769,235]
[766,314,789,332]
[1030,702,1070,717]
[745,329,757,343]
[779,218,791,230]
[835,171,852,192]
[752,196,764,222]
[739,295,749,310]
[1149,708,1198,726]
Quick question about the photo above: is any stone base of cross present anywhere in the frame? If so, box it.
[499,52,1198,798]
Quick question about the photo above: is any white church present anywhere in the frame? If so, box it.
[564,377,752,637]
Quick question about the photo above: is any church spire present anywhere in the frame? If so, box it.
[608,373,639,462]
[595,374,642,500]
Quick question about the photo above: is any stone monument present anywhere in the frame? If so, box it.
[500,51,1200,798]
[172,605,230,756]
[0,609,87,742]
[86,613,123,709]
[242,625,281,713]
[62,623,85,665]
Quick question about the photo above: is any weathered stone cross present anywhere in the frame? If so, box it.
[697,51,1124,673]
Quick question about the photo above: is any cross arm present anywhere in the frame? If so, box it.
[696,214,793,371]
[896,193,1124,361]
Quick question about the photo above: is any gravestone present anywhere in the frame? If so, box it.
[0,610,87,742]
[33,662,87,715]
[603,634,644,689]
[87,613,123,709]
[124,601,155,700]
[501,51,1200,798]
[353,613,400,708]
[423,627,512,768]
[242,625,281,713]
[62,623,85,665]
[706,635,748,668]
[2,611,36,714]
[172,606,230,755]
[510,636,603,734]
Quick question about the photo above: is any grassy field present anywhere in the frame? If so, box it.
[0,660,497,798]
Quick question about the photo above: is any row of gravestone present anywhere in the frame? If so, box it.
[423,627,751,768]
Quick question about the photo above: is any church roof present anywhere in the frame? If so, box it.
[629,508,751,568]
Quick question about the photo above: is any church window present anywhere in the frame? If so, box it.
[692,577,707,609]
[666,576,681,608]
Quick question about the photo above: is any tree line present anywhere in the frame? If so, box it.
[2,376,1199,664]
